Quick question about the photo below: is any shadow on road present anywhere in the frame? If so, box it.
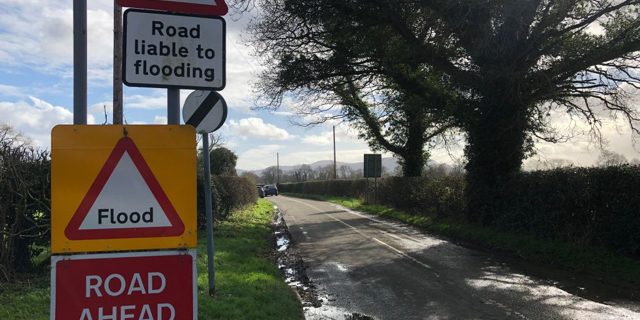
[284,211,640,319]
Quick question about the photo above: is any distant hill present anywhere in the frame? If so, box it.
[239,157,400,176]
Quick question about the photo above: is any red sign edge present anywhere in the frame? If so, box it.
[64,137,185,240]
[50,250,197,320]
[117,0,228,16]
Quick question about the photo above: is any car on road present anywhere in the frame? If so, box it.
[264,184,278,196]
[256,185,265,198]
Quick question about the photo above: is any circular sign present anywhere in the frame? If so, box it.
[182,90,228,133]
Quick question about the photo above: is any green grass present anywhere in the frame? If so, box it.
[0,199,302,320]
[198,199,302,319]
[285,193,640,287]
[0,274,50,320]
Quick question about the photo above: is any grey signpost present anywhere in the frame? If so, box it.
[183,90,228,296]
[364,154,382,203]
[73,0,87,125]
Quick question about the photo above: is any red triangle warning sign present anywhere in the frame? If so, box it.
[65,137,185,240]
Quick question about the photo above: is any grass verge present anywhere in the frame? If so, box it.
[198,199,302,319]
[284,193,640,287]
[0,199,302,320]
[0,273,49,320]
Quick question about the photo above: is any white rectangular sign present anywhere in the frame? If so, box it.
[123,9,225,90]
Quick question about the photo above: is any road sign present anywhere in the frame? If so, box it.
[117,0,228,16]
[51,250,197,320]
[364,154,382,178]
[182,90,227,133]
[123,9,225,90]
[51,125,197,253]
[65,137,185,240]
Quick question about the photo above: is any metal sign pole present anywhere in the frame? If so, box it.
[168,88,180,124]
[202,132,216,296]
[113,0,123,124]
[73,0,87,125]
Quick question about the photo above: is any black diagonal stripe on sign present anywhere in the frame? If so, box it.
[186,92,220,128]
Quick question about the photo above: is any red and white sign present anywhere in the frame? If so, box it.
[51,250,197,320]
[65,137,185,240]
[117,0,228,16]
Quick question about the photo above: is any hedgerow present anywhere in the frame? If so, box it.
[279,165,640,257]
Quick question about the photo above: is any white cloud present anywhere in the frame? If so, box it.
[227,117,292,141]
[0,84,22,97]
[90,101,112,114]
[0,2,113,83]
[125,93,167,110]
[301,132,333,146]
[529,117,640,167]
[153,115,168,124]
[236,144,282,170]
[0,96,95,148]
[271,111,294,117]
[302,129,347,146]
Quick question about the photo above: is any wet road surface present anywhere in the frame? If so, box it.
[268,196,640,320]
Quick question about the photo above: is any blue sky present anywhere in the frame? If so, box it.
[1,1,639,170]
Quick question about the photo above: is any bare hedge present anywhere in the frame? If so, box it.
[0,128,50,279]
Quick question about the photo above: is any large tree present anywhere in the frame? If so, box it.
[417,0,640,223]
[248,1,461,176]
[249,0,640,223]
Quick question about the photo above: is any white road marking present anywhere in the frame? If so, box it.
[285,197,438,275]
[371,238,436,272]
[379,230,403,240]
[332,204,425,243]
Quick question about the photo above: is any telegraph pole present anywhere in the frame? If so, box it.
[276,152,280,184]
[333,125,337,179]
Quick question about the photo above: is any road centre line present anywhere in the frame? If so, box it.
[331,204,424,243]
[285,197,437,274]
[379,230,403,241]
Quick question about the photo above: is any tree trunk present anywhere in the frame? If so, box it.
[400,108,428,177]
[401,150,425,177]
[464,98,529,225]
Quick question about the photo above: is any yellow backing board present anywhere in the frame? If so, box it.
[51,125,197,253]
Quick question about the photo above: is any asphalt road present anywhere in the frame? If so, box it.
[268,196,640,320]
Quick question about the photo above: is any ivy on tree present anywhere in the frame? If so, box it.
[248,0,640,223]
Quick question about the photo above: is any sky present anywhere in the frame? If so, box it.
[0,1,639,171]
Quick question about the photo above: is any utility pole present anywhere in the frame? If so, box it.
[333,125,337,179]
[276,152,280,184]
[113,0,123,124]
